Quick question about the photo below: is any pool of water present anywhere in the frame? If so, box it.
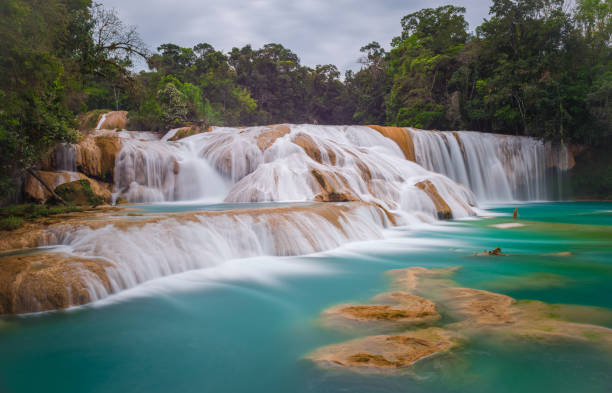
[0,202,611,393]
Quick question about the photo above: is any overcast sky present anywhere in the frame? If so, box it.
[100,0,492,73]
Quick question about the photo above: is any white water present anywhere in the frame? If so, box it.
[95,113,107,130]
[114,125,478,221]
[53,143,77,172]
[17,124,572,309]
[46,203,389,303]
[409,129,569,201]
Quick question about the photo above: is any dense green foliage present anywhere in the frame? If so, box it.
[128,0,610,144]
[1,0,610,204]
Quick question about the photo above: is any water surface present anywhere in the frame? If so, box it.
[1,202,611,393]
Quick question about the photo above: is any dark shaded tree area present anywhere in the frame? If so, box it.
[1,0,610,203]
[0,0,147,201]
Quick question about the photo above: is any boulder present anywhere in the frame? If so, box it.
[54,179,110,206]
[0,252,113,314]
[24,170,112,204]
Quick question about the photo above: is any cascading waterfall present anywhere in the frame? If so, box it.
[409,129,570,201]
[113,125,478,221]
[46,203,390,303]
[95,113,107,130]
[112,135,230,203]
[53,143,77,172]
[10,124,572,310]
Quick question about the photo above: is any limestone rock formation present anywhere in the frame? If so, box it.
[307,327,459,373]
[322,292,439,330]
[96,110,128,130]
[168,125,207,141]
[0,252,113,314]
[367,125,415,161]
[415,180,453,219]
[24,170,112,204]
[257,125,290,150]
[76,134,123,181]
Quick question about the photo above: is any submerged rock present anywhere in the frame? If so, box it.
[307,327,459,373]
[321,292,439,330]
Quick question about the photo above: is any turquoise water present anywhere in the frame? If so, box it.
[0,202,611,393]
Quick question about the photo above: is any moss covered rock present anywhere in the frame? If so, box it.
[54,179,107,206]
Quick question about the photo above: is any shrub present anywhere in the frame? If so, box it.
[0,216,24,231]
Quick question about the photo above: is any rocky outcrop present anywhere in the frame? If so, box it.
[308,265,612,373]
[307,327,459,373]
[322,291,439,330]
[292,132,337,165]
[168,125,207,141]
[24,171,80,202]
[24,170,112,204]
[55,179,111,205]
[367,125,415,161]
[257,125,290,150]
[96,110,128,130]
[311,169,360,202]
[415,180,452,219]
[0,252,113,314]
[76,134,123,181]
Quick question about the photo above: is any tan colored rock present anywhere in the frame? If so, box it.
[168,125,206,141]
[257,125,290,151]
[24,170,80,202]
[76,135,122,181]
[0,252,113,314]
[389,267,612,346]
[307,327,459,373]
[24,170,112,203]
[311,169,360,202]
[415,180,453,219]
[292,132,337,165]
[97,110,127,130]
[367,125,415,161]
[322,292,439,330]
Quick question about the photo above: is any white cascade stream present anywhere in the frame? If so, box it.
[28,124,572,307]
[409,129,570,201]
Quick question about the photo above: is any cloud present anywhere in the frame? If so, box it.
[100,0,491,72]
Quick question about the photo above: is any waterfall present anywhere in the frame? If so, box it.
[409,129,569,201]
[53,143,77,172]
[112,136,230,203]
[95,113,107,130]
[112,125,478,221]
[46,203,390,302]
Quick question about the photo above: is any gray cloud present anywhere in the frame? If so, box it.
[101,0,491,72]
